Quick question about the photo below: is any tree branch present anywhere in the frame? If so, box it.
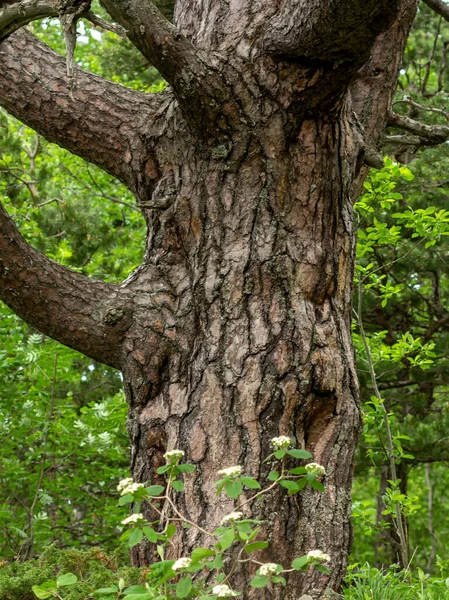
[99,0,240,135]
[0,203,132,369]
[262,0,401,66]
[0,30,162,202]
[0,0,124,41]
[348,0,419,194]
[421,0,449,21]
[0,0,55,40]
[387,110,449,146]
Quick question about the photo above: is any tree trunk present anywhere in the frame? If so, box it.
[0,0,419,597]
[125,101,362,599]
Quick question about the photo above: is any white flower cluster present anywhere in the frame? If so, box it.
[221,511,243,525]
[217,466,242,477]
[117,478,145,496]
[270,436,292,450]
[164,449,184,462]
[307,550,330,562]
[121,513,145,526]
[212,584,239,597]
[305,462,326,476]
[172,557,192,571]
[259,563,279,575]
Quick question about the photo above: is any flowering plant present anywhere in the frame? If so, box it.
[79,439,331,599]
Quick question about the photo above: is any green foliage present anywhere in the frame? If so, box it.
[0,310,129,558]
[0,545,140,600]
[343,563,449,600]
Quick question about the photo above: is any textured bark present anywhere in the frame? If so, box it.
[0,0,419,597]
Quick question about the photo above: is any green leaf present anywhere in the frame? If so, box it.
[288,467,307,475]
[274,450,286,459]
[166,523,177,538]
[220,528,235,550]
[295,478,307,491]
[123,595,152,600]
[225,480,243,498]
[315,564,331,574]
[245,541,269,553]
[292,556,310,570]
[172,479,184,492]
[156,465,171,474]
[287,449,312,459]
[57,573,78,587]
[145,485,165,496]
[191,548,216,562]
[211,554,224,569]
[268,470,279,481]
[272,576,287,585]
[240,476,261,489]
[250,575,270,588]
[128,528,143,547]
[176,577,192,599]
[123,585,148,596]
[279,479,300,494]
[124,586,149,594]
[142,526,159,543]
[92,588,119,595]
[176,464,196,473]
[120,529,132,541]
[32,586,54,600]
[119,494,134,505]
[309,479,325,492]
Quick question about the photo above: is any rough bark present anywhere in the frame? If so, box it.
[0,0,419,597]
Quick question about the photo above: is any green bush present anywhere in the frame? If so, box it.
[343,563,449,600]
[0,545,140,600]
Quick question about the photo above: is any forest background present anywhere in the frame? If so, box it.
[2,1,449,598]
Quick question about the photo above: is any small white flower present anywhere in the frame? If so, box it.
[121,513,145,525]
[117,478,145,496]
[212,584,239,597]
[164,449,185,462]
[117,478,134,491]
[217,466,242,477]
[305,462,326,476]
[307,550,330,562]
[259,563,279,575]
[270,436,292,450]
[172,557,192,571]
[221,511,243,525]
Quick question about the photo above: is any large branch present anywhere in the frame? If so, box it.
[0,0,54,39]
[99,0,239,134]
[0,30,161,202]
[421,0,449,21]
[0,203,132,369]
[387,110,449,146]
[262,0,401,66]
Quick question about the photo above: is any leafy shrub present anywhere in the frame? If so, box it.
[0,545,140,600]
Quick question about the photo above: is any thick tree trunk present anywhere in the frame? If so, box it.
[0,0,419,598]
[125,113,362,600]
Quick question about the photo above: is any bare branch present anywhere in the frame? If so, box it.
[262,0,401,66]
[0,203,132,369]
[388,110,449,146]
[0,30,162,202]
[393,95,449,120]
[421,0,449,21]
[84,10,126,37]
[0,0,123,40]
